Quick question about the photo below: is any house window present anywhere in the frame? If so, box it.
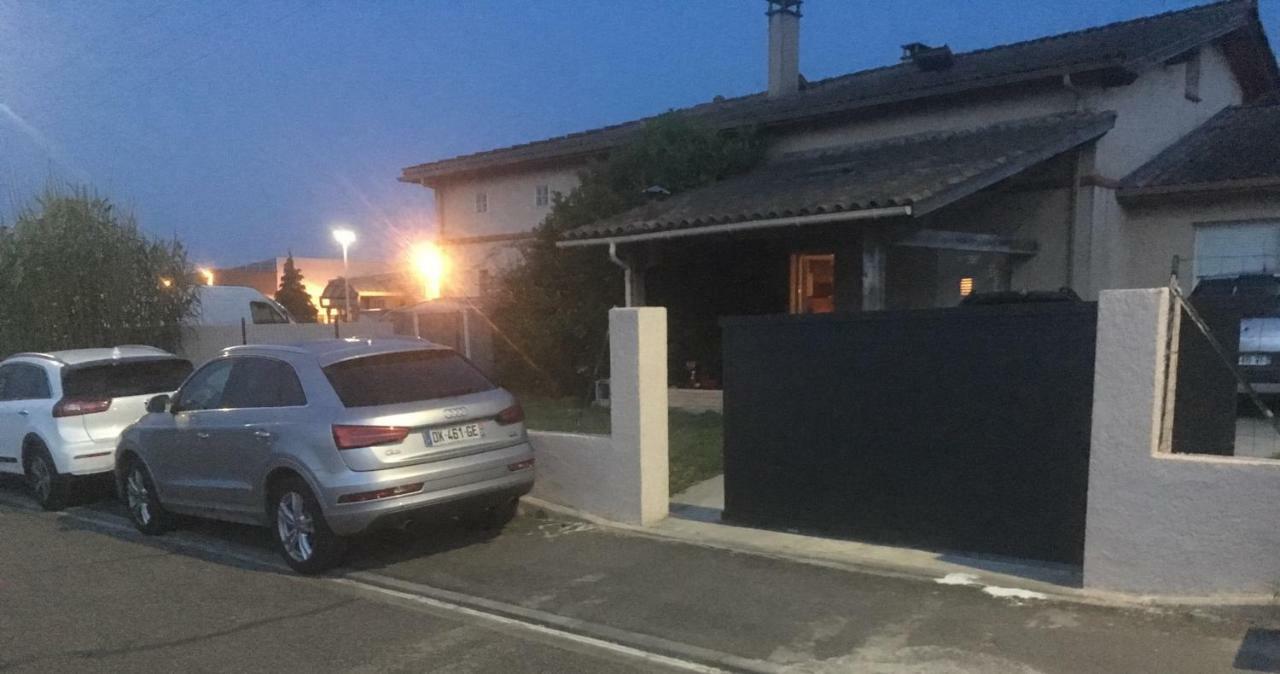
[789,253,836,314]
[1184,49,1201,102]
[959,277,975,297]
[475,192,488,213]
[535,185,550,207]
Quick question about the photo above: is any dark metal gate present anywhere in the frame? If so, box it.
[721,302,1097,565]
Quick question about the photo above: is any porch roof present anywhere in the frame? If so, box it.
[559,111,1116,246]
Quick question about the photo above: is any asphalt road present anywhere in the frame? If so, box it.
[2,475,1279,674]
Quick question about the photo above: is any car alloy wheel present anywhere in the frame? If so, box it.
[126,467,152,527]
[276,491,316,563]
[28,456,51,503]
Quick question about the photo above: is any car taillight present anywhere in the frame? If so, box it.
[52,398,112,418]
[495,404,524,425]
[331,425,410,450]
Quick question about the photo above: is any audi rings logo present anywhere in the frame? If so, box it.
[442,407,468,420]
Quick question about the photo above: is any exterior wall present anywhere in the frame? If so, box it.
[917,185,1074,293]
[525,308,669,526]
[1085,288,1280,597]
[436,166,582,241]
[1120,194,1280,291]
[433,165,582,297]
[442,238,529,299]
[1080,45,1245,297]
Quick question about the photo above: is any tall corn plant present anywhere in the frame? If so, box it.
[0,186,198,356]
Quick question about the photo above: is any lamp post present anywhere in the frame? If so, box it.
[332,228,356,322]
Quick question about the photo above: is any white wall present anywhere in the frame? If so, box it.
[1084,288,1280,597]
[177,321,396,366]
[1078,46,1244,297]
[524,308,669,526]
[1120,195,1280,292]
[436,166,582,241]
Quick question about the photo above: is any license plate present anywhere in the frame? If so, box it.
[427,423,483,446]
[1240,354,1272,366]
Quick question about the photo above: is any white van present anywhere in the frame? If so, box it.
[191,286,294,326]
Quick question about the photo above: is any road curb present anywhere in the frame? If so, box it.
[519,496,1280,612]
[341,571,784,674]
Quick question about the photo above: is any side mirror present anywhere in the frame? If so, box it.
[146,394,171,415]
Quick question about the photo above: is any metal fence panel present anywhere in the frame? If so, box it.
[721,303,1097,565]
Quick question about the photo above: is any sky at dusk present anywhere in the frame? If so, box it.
[2,0,1277,268]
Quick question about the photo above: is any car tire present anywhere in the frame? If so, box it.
[467,498,519,531]
[122,459,170,535]
[270,477,345,575]
[24,444,69,511]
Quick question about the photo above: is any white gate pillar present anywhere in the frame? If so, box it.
[609,307,669,525]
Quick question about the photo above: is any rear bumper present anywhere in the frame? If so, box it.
[320,441,535,536]
[52,439,117,476]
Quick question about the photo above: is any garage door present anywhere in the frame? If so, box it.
[1194,221,1280,280]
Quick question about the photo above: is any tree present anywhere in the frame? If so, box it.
[274,252,318,322]
[490,114,763,395]
[0,186,198,356]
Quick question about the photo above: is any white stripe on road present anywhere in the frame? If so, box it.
[0,492,773,674]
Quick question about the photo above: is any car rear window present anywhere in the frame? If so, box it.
[323,350,494,408]
[62,359,193,399]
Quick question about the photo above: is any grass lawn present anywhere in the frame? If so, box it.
[519,396,723,495]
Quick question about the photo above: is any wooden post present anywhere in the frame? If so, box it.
[862,232,886,311]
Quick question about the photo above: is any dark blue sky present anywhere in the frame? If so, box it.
[3,1,1277,267]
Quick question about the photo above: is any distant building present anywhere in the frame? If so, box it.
[213,256,393,323]
[319,272,419,323]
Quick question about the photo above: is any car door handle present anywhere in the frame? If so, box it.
[195,431,210,440]
[252,430,273,440]
[17,410,28,417]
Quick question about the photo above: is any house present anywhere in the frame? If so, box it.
[400,0,1280,376]
[319,272,419,322]
[213,256,394,323]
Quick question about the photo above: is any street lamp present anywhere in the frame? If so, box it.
[332,228,356,322]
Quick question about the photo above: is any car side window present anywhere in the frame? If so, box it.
[173,359,234,412]
[250,301,289,325]
[219,357,306,409]
[0,364,51,401]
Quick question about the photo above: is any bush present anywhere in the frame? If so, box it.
[0,186,198,356]
[490,114,763,396]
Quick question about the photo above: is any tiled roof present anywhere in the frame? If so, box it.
[1120,100,1280,197]
[402,0,1267,183]
[561,111,1117,243]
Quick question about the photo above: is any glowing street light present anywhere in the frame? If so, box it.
[198,268,215,286]
[332,228,356,321]
[411,242,448,301]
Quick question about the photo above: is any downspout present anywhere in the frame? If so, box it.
[1062,73,1084,289]
[609,242,634,307]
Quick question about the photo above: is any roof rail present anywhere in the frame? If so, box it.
[222,344,310,355]
[7,352,63,364]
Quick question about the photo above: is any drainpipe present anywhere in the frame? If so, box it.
[609,241,634,307]
[1062,73,1083,289]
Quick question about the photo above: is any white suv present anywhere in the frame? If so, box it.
[0,347,192,509]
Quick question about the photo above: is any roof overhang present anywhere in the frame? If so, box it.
[1118,176,1280,204]
[557,206,912,248]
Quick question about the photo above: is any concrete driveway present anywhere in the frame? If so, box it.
[1,476,1278,673]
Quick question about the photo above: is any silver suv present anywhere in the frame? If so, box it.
[115,338,534,573]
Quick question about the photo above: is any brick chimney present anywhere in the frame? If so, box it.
[767,1,801,97]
